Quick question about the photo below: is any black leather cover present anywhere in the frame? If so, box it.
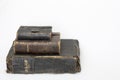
[17,26,52,40]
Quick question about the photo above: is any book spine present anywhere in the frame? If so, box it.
[13,41,60,54]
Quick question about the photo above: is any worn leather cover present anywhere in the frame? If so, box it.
[6,39,81,73]
[14,33,60,54]
[17,26,52,40]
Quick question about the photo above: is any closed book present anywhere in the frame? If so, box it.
[17,26,52,40]
[6,39,80,73]
[13,35,60,54]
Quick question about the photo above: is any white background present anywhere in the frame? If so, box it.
[0,0,120,80]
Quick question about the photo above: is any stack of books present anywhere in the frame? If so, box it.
[6,26,81,74]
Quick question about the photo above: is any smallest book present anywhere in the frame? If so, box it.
[17,26,52,40]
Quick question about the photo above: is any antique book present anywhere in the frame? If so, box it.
[17,26,52,40]
[13,34,60,54]
[7,39,80,73]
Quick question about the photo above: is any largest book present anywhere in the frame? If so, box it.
[6,39,81,73]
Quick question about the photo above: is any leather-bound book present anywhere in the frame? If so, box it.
[17,26,52,40]
[13,34,60,54]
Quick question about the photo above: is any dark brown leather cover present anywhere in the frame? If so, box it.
[13,35,60,54]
